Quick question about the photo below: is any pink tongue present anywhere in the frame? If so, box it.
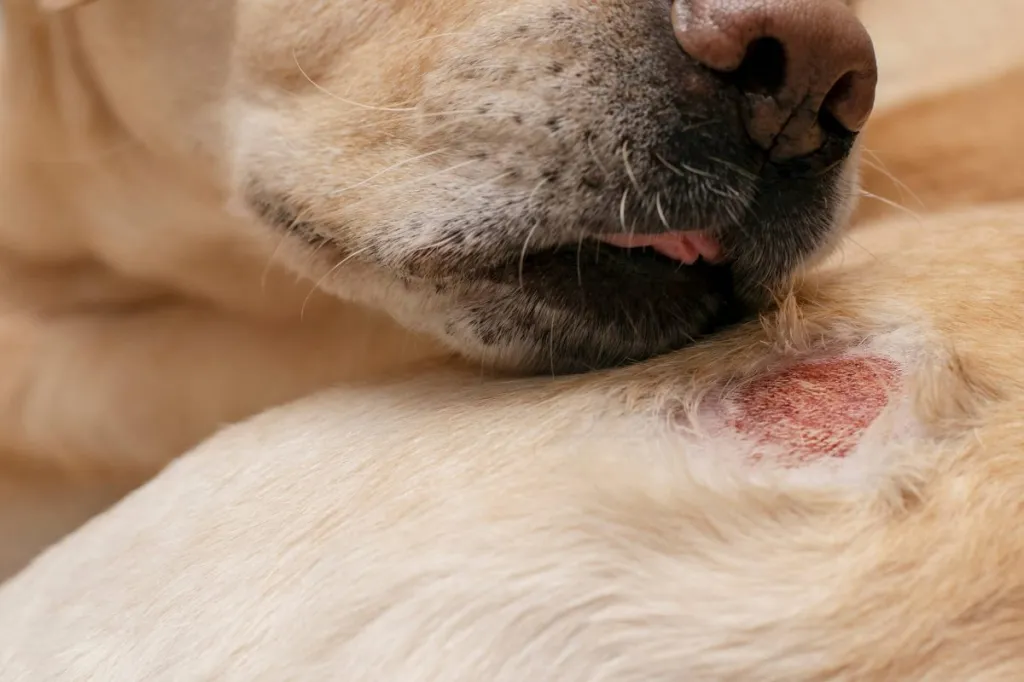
[599,231,722,264]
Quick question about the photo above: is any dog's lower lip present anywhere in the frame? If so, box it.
[597,231,723,265]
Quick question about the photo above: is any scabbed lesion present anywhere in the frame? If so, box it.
[663,327,934,478]
[723,354,902,467]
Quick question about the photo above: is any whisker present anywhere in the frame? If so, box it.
[258,204,323,290]
[336,109,499,132]
[860,147,925,209]
[300,245,376,320]
[655,192,671,231]
[619,188,630,236]
[338,159,479,212]
[512,177,554,289]
[675,118,717,135]
[328,148,450,198]
[406,31,476,46]
[706,184,744,201]
[260,229,294,294]
[707,155,759,182]
[363,162,526,263]
[655,152,720,181]
[450,170,516,200]
[290,229,352,286]
[518,220,542,290]
[813,155,848,178]
[858,189,923,224]
[292,51,417,112]
[842,233,880,261]
[621,141,644,199]
[407,5,520,47]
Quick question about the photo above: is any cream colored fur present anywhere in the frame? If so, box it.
[3,201,1024,680]
[2,0,1024,678]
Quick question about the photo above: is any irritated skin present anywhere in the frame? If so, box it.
[724,354,902,465]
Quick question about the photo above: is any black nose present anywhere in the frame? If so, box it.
[672,0,878,161]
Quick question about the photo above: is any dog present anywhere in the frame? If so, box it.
[0,0,878,575]
[2,0,1024,678]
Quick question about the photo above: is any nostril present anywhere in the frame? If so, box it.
[727,37,787,97]
[820,71,861,137]
[671,0,877,158]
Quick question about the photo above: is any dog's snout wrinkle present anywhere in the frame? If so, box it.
[672,0,877,161]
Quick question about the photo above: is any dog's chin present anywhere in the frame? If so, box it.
[409,241,745,375]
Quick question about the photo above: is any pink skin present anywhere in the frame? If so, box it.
[598,232,723,264]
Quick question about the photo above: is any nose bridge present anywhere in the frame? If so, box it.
[672,0,878,161]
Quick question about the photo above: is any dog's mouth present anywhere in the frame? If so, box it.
[441,222,734,284]
[595,230,724,265]
[478,225,736,290]
[455,224,744,373]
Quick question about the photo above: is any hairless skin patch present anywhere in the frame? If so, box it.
[671,328,930,484]
[727,356,901,467]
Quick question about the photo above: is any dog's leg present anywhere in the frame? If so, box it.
[0,299,440,474]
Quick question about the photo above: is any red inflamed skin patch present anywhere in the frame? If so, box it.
[728,355,901,466]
